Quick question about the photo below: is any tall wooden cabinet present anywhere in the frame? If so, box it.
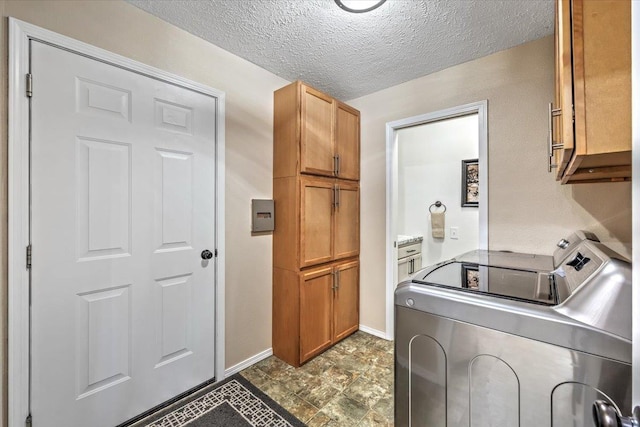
[273,81,360,367]
[551,0,631,183]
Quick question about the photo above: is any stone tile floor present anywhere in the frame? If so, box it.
[240,331,394,426]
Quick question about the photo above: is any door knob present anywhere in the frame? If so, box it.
[201,249,214,260]
[592,400,640,427]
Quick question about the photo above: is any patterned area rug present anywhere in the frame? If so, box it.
[144,374,306,427]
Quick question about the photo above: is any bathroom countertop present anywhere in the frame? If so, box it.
[398,235,423,246]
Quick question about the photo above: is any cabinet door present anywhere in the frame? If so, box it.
[411,254,422,273]
[554,0,575,178]
[398,257,410,284]
[334,181,360,261]
[300,266,334,363]
[333,260,359,342]
[335,101,360,181]
[300,176,334,268]
[301,85,335,177]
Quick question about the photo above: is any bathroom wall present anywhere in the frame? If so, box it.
[397,114,480,266]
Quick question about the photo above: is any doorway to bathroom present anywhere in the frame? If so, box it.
[384,101,488,338]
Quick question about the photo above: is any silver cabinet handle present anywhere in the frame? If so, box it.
[332,185,337,210]
[336,154,341,176]
[548,102,564,172]
[332,271,338,291]
[406,249,417,253]
[335,186,340,208]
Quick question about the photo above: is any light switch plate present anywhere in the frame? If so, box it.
[450,227,459,240]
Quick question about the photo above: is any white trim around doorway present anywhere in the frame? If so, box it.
[8,18,226,427]
[384,101,488,340]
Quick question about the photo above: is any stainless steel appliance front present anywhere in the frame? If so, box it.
[395,232,632,427]
[396,307,630,427]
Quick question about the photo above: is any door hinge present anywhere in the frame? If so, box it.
[26,73,33,98]
[26,244,32,269]
[25,414,32,427]
[214,249,218,257]
[571,104,575,122]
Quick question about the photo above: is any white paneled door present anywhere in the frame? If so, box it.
[30,41,216,427]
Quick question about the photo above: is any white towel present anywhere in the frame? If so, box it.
[431,212,445,239]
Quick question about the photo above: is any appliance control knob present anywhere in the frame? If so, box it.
[557,238,570,249]
[406,298,414,307]
[592,400,640,427]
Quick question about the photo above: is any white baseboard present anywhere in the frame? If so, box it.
[359,324,391,341]
[224,348,273,378]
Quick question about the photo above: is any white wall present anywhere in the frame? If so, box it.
[397,114,479,265]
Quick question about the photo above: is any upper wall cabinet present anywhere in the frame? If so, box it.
[550,0,631,183]
[275,81,360,181]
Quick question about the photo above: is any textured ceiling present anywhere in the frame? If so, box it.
[126,0,554,100]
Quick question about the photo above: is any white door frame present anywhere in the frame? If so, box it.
[8,18,226,427]
[384,101,488,339]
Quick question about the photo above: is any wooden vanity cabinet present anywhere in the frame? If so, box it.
[551,0,631,183]
[273,81,361,367]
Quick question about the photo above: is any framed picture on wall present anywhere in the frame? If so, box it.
[461,158,479,207]
[461,264,480,290]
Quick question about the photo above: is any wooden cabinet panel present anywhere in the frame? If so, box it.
[272,268,300,366]
[334,181,360,261]
[554,0,574,176]
[300,266,334,362]
[273,82,299,178]
[335,102,360,181]
[552,0,631,183]
[273,177,298,271]
[300,176,334,267]
[301,86,334,177]
[333,260,359,342]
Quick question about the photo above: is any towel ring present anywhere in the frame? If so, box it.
[429,201,447,213]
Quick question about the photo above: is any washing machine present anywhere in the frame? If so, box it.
[395,231,631,427]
